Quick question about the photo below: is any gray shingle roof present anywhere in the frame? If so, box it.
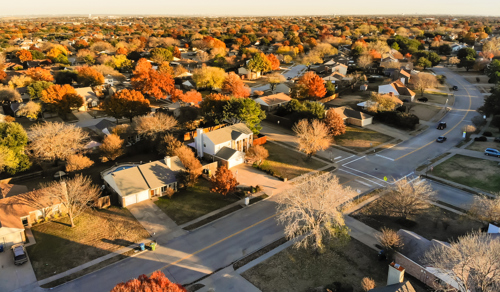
[204,123,253,145]
[138,157,186,189]
[215,146,238,160]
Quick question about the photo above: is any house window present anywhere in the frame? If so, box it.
[21,217,29,226]
[161,186,168,193]
[204,143,206,148]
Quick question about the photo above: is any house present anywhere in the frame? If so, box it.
[103,157,186,207]
[393,69,411,85]
[332,106,373,127]
[194,123,253,168]
[323,72,345,83]
[75,87,100,111]
[0,190,65,248]
[368,281,416,292]
[378,81,416,101]
[255,93,292,112]
[329,62,348,75]
[274,83,291,94]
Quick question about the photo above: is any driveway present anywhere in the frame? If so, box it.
[231,164,284,195]
[0,247,38,292]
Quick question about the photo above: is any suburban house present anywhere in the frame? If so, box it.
[75,87,100,111]
[274,83,291,94]
[329,62,348,75]
[103,156,186,207]
[254,93,292,112]
[378,81,416,101]
[393,69,411,85]
[323,72,345,83]
[332,106,373,127]
[194,123,253,168]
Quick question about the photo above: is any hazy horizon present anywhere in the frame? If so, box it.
[1,0,500,17]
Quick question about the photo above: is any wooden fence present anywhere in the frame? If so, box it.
[183,124,227,141]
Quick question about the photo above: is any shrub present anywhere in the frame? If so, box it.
[417,97,428,102]
[374,111,419,130]
[484,131,493,137]
[474,136,488,141]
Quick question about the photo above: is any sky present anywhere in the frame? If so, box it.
[1,0,500,16]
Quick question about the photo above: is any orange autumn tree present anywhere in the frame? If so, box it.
[41,84,83,114]
[131,58,174,99]
[111,271,187,292]
[266,54,280,70]
[16,50,32,62]
[77,66,104,86]
[115,47,128,55]
[222,72,250,98]
[298,71,327,100]
[324,109,346,136]
[178,89,202,105]
[211,165,239,196]
[25,67,54,82]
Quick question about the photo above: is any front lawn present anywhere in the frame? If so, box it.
[408,103,442,121]
[26,207,150,280]
[257,143,327,180]
[242,238,428,292]
[432,154,500,193]
[335,126,393,152]
[350,199,484,242]
[154,179,241,225]
[466,141,500,152]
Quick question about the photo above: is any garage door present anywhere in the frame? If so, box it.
[136,191,149,203]
[122,195,136,207]
[1,231,23,248]
[229,157,244,169]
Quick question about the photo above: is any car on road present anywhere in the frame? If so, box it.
[436,136,447,143]
[11,244,28,265]
[437,122,447,130]
[494,137,500,143]
[452,86,458,91]
[418,97,428,102]
[484,148,500,157]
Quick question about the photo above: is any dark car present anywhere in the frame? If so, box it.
[452,85,458,91]
[494,137,500,142]
[11,244,28,265]
[437,122,447,130]
[418,97,428,102]
[436,136,447,143]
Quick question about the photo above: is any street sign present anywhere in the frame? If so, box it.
[463,131,466,138]
[383,176,388,182]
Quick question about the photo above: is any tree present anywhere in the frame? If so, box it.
[376,227,404,251]
[479,85,500,116]
[100,134,125,161]
[448,56,460,66]
[77,66,104,86]
[25,67,54,82]
[222,72,250,98]
[39,175,100,227]
[16,50,32,62]
[133,113,177,140]
[325,80,336,96]
[111,270,187,292]
[192,65,226,90]
[462,124,477,139]
[459,55,476,72]
[424,232,500,292]
[358,53,373,69]
[0,122,30,174]
[438,44,452,55]
[132,64,174,99]
[417,57,432,69]
[158,133,183,156]
[247,52,272,74]
[223,98,266,135]
[27,81,53,99]
[8,75,33,89]
[17,101,41,120]
[150,47,173,63]
[200,93,231,125]
[267,72,286,92]
[485,59,500,84]
[293,119,332,158]
[410,72,438,96]
[41,84,83,115]
[103,89,150,122]
[29,122,88,163]
[368,92,404,112]
[361,278,376,292]
[55,70,78,85]
[266,53,280,70]
[492,115,500,131]
[379,178,435,220]
[468,195,500,223]
[177,90,202,105]
[173,145,202,185]
[246,145,269,165]
[65,154,94,173]
[277,173,353,251]
[324,110,346,136]
[0,87,22,105]
[298,71,326,100]
[211,165,239,196]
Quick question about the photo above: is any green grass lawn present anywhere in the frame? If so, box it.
[433,154,500,193]
[258,143,327,179]
[466,141,500,152]
[154,179,241,225]
[335,126,393,152]
[26,207,150,280]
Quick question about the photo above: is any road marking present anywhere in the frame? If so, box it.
[355,180,372,187]
[335,155,355,163]
[342,155,365,166]
[375,154,394,161]
[159,213,278,271]
[334,156,342,160]
[337,168,385,187]
[394,74,473,161]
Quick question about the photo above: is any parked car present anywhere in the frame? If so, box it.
[494,137,500,142]
[418,97,428,102]
[452,86,458,91]
[475,136,488,142]
[437,122,447,130]
[436,136,447,143]
[484,148,500,157]
[11,244,28,265]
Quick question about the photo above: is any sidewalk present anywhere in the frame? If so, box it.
[449,148,500,161]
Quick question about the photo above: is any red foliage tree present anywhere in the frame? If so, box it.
[111,271,187,292]
[26,67,54,82]
[103,89,150,122]
[298,71,326,99]
[266,54,280,70]
[241,35,251,46]
[16,50,32,62]
[173,46,181,58]
[132,58,174,99]
[222,72,250,98]
[116,47,128,55]
[211,165,239,196]
[179,89,202,105]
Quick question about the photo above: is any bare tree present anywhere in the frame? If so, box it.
[376,227,404,251]
[65,154,94,173]
[361,277,376,292]
[38,175,101,227]
[17,101,41,120]
[424,232,500,292]
[410,72,438,96]
[100,134,125,161]
[277,173,355,252]
[133,113,178,139]
[468,195,500,223]
[28,122,89,164]
[462,125,477,139]
[16,189,58,220]
[245,145,269,165]
[196,50,210,62]
[293,119,332,158]
[0,86,22,104]
[379,178,435,220]
[157,133,183,156]
[267,72,286,91]
[448,56,460,66]
[358,53,373,69]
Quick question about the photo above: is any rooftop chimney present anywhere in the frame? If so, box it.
[387,262,405,286]
[165,156,171,169]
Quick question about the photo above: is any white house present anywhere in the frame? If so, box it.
[75,87,99,111]
[330,63,348,75]
[194,123,253,168]
[103,157,186,207]
[378,81,416,101]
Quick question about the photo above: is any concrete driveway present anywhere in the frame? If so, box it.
[231,164,284,195]
[0,247,38,292]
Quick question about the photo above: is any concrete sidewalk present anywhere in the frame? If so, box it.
[450,148,500,161]
[196,266,261,292]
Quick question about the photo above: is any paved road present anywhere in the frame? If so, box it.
[428,180,475,210]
